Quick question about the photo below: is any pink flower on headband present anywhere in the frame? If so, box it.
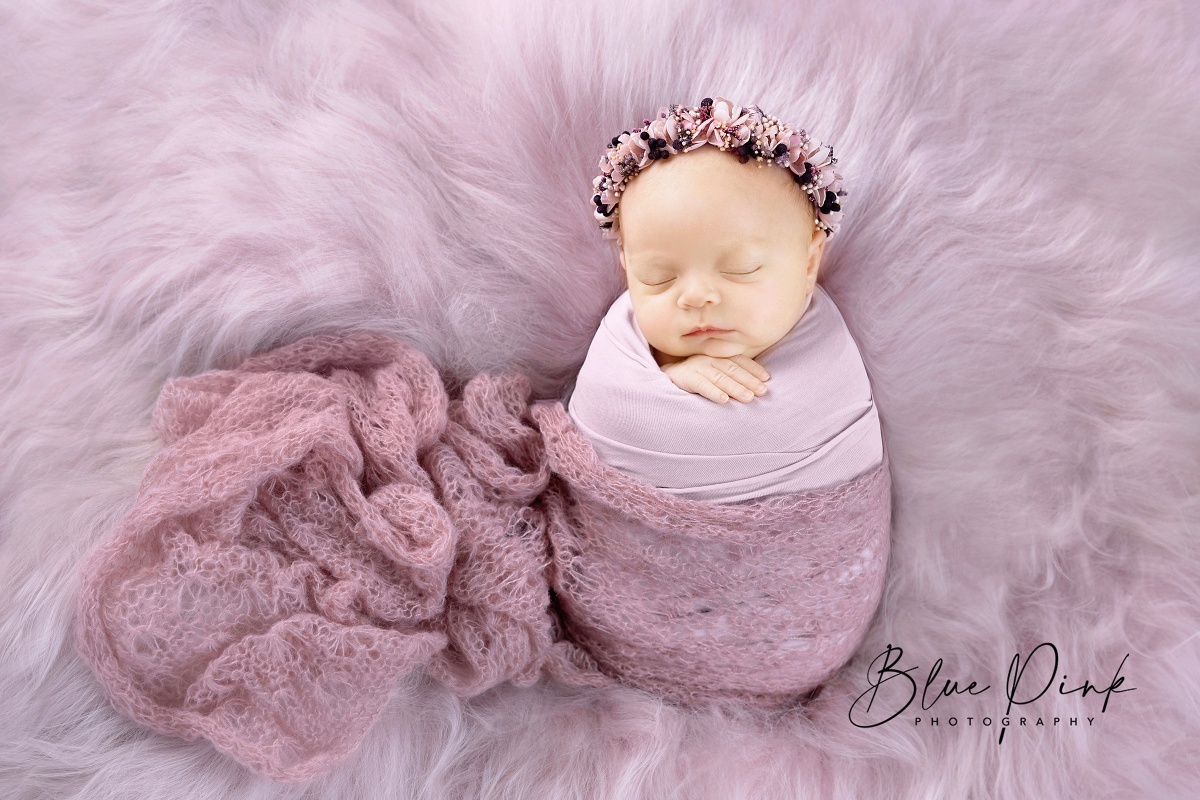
[592,96,846,241]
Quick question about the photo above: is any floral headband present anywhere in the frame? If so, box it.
[592,96,846,241]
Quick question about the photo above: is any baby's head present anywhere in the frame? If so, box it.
[618,145,827,365]
[592,98,844,366]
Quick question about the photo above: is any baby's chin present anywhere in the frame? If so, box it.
[652,338,754,365]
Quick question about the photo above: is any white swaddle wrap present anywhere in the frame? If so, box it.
[566,284,884,503]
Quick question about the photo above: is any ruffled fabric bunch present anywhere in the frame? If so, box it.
[592,96,847,239]
[73,331,892,783]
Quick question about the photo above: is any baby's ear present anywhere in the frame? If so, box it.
[806,227,828,285]
[810,227,828,259]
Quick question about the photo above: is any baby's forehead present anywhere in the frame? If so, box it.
[629,235,769,260]
[619,181,811,250]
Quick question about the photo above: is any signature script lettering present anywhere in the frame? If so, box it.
[848,643,1135,735]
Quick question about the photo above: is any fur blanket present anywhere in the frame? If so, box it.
[73,331,891,783]
[2,0,1198,797]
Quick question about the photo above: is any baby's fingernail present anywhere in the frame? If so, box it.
[754,385,766,395]
[762,372,771,381]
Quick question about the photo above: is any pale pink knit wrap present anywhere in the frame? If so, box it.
[74,331,892,783]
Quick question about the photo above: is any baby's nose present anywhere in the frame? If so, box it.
[681,281,715,307]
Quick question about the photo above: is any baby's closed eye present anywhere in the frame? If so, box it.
[639,265,760,286]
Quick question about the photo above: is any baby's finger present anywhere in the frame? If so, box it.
[714,360,767,396]
[695,377,730,404]
[730,354,771,383]
[707,368,757,403]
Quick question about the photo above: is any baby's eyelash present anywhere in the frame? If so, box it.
[648,266,758,287]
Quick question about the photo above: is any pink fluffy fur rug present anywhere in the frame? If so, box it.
[1,0,1198,797]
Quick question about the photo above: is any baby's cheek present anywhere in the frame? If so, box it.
[643,319,681,350]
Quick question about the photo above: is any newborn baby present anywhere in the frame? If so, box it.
[569,103,883,503]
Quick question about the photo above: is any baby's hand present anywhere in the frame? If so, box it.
[661,354,770,404]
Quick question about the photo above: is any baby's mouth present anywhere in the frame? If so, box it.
[684,326,734,337]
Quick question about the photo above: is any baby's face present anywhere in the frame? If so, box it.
[618,146,828,365]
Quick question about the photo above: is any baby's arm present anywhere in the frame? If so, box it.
[661,354,770,404]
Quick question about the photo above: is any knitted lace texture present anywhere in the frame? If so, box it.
[74,331,892,784]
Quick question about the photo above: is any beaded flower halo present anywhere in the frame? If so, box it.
[592,96,846,241]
